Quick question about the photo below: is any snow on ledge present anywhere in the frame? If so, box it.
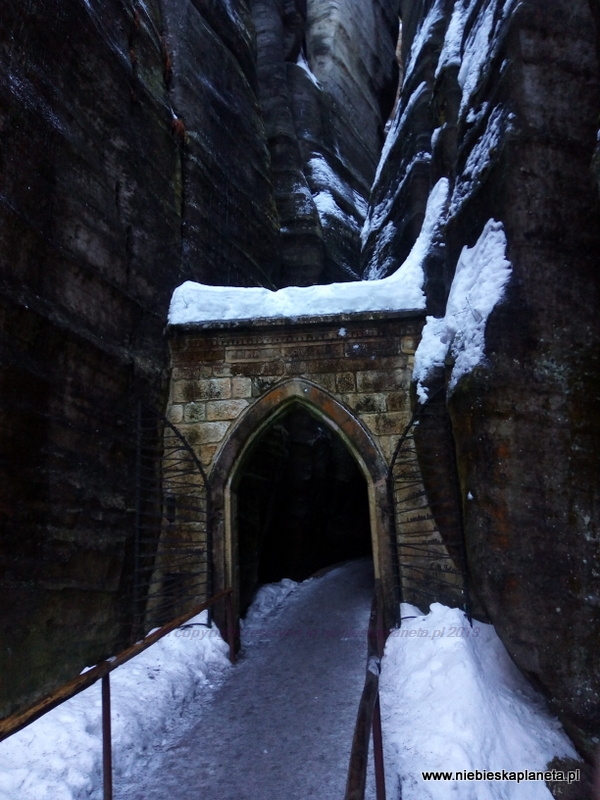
[413,218,512,402]
[168,179,450,327]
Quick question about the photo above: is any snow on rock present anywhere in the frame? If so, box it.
[0,611,230,800]
[403,0,446,89]
[444,0,519,117]
[413,218,512,401]
[296,51,321,88]
[381,603,580,799]
[450,105,512,216]
[370,81,429,193]
[169,178,450,325]
[308,154,368,220]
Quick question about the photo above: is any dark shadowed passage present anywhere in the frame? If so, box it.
[235,407,372,615]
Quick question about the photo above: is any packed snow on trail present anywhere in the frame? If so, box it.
[0,579,580,800]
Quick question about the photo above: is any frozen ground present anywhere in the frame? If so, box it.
[115,558,376,800]
[0,559,580,800]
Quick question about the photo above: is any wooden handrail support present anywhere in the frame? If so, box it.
[345,581,390,800]
[0,587,235,743]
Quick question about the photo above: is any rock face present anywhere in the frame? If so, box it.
[366,0,600,757]
[2,0,599,763]
[0,0,180,717]
[251,0,400,284]
[0,0,279,718]
[162,0,281,287]
[0,0,400,721]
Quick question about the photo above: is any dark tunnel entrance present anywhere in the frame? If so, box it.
[234,406,372,615]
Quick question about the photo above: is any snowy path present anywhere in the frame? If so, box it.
[116,559,376,800]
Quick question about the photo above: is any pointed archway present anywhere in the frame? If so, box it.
[209,378,397,628]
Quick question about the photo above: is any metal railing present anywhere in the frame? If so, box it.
[132,401,213,637]
[0,588,236,800]
[345,580,389,800]
[387,392,471,618]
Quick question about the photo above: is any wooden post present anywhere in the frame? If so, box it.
[102,674,113,800]
[226,590,236,663]
[372,695,386,800]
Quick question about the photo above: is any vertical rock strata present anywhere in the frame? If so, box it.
[250,0,400,284]
[0,0,402,721]
[367,0,600,756]
[0,0,276,717]
[161,0,282,287]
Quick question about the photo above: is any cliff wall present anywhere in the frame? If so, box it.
[0,0,400,719]
[366,0,600,756]
[0,0,279,717]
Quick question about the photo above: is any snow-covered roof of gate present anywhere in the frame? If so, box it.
[168,180,449,327]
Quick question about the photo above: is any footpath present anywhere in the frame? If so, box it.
[116,558,376,800]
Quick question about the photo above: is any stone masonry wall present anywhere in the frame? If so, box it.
[167,313,423,470]
[166,312,467,617]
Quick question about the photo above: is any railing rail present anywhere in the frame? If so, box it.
[0,588,237,800]
[345,580,389,800]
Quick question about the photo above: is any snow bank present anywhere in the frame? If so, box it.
[0,612,230,800]
[169,179,450,326]
[381,603,580,799]
[413,219,512,401]
[241,578,299,632]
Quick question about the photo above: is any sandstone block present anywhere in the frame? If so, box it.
[309,373,336,392]
[183,402,206,423]
[360,411,408,437]
[194,421,231,444]
[232,377,253,399]
[353,393,387,414]
[167,404,184,424]
[356,369,404,393]
[195,377,232,400]
[401,336,418,354]
[236,361,285,377]
[387,391,410,413]
[336,372,356,393]
[212,364,233,377]
[172,381,196,403]
[377,434,396,463]
[206,399,249,421]
[226,346,282,363]
[199,445,219,468]
[252,376,283,396]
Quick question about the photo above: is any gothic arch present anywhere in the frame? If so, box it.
[209,378,398,627]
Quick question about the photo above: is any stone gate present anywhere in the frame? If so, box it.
[166,308,465,625]
[168,311,422,465]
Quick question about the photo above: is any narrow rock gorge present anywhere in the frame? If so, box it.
[1,0,599,768]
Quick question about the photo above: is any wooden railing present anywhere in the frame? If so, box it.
[0,588,236,800]
[344,580,389,800]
